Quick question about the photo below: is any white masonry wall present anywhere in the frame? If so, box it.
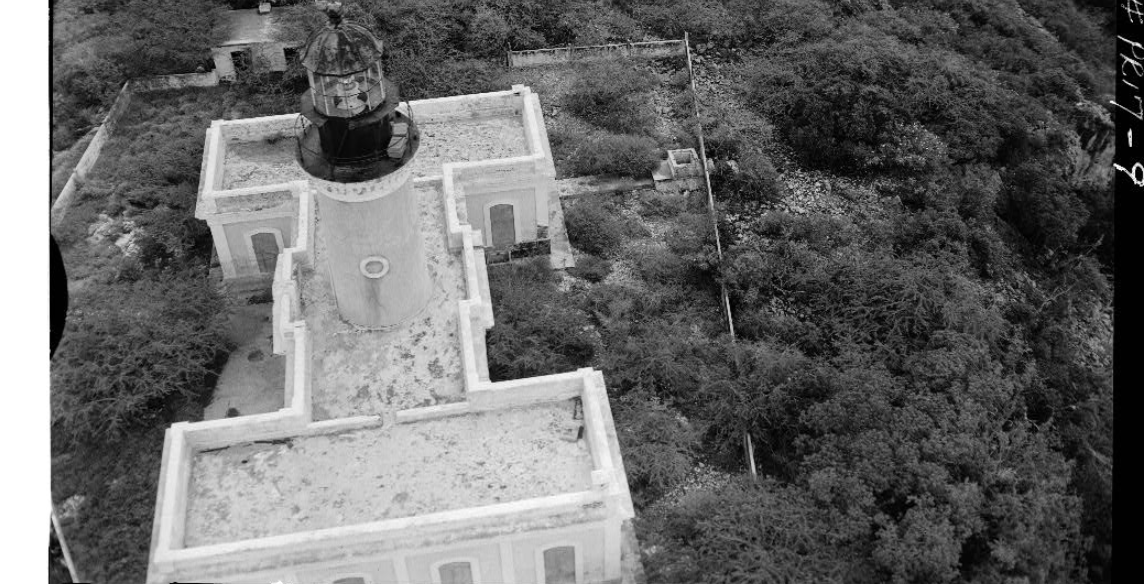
[152,88,634,584]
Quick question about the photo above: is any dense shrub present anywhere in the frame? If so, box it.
[601,321,722,405]
[563,132,662,178]
[634,189,688,219]
[1076,183,1114,268]
[749,29,1048,172]
[554,3,643,45]
[622,0,753,46]
[735,305,828,355]
[51,425,169,584]
[665,212,718,258]
[563,198,628,257]
[51,0,222,149]
[747,212,856,253]
[748,0,835,47]
[130,206,215,274]
[563,60,658,135]
[1000,161,1089,250]
[642,478,871,583]
[357,0,469,57]
[613,391,703,508]
[566,254,613,283]
[486,258,596,380]
[697,340,818,473]
[462,5,546,56]
[633,246,705,287]
[702,122,746,161]
[110,0,222,77]
[966,219,1015,280]
[712,151,784,206]
[891,0,1111,100]
[51,275,232,445]
[386,52,507,100]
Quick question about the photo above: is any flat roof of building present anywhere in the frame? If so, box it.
[302,181,469,419]
[221,116,530,190]
[183,399,592,546]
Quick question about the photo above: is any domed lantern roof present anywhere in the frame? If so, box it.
[300,3,383,76]
[294,2,418,183]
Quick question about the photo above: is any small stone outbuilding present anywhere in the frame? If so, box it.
[212,7,305,81]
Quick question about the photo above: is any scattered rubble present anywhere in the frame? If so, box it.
[86,213,140,256]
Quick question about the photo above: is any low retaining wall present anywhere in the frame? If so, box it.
[131,71,220,92]
[50,82,133,229]
[51,71,222,230]
[507,40,684,67]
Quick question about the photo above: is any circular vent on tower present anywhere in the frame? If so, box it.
[360,256,391,279]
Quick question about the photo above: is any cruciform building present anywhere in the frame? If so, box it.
[146,7,638,584]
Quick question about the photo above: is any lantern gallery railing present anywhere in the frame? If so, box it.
[293,112,420,182]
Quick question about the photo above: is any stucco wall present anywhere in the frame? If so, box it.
[512,526,607,584]
[406,542,501,584]
[409,91,523,124]
[213,43,294,81]
[181,521,612,584]
[465,187,540,246]
[221,215,295,278]
[295,557,398,584]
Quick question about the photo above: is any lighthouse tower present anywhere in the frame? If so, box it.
[296,4,430,328]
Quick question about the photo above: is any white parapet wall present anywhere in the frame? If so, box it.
[151,87,634,584]
[198,88,556,286]
[146,367,633,584]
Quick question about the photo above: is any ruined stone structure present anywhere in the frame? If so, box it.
[212,6,305,81]
[651,147,713,192]
[149,8,634,584]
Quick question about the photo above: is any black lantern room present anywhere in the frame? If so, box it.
[296,3,420,182]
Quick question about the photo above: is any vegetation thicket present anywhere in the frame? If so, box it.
[52,0,1113,582]
[51,86,295,584]
[481,1,1113,583]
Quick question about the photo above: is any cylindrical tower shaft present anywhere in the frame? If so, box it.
[312,163,431,328]
[294,5,429,328]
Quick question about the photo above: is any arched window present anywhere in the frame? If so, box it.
[328,575,370,584]
[537,544,580,584]
[431,558,481,584]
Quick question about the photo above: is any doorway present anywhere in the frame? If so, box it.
[437,561,474,584]
[232,48,252,75]
[251,231,280,275]
[489,203,516,249]
[542,546,576,584]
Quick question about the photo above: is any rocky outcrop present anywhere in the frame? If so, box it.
[1068,99,1115,188]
